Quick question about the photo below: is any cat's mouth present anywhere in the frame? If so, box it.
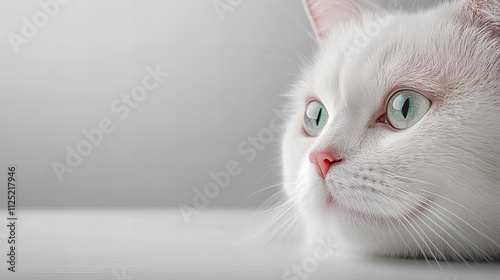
[324,189,433,226]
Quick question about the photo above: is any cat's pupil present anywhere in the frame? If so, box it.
[402,98,410,119]
[316,108,323,126]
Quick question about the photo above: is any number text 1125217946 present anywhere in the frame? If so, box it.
[7,166,17,272]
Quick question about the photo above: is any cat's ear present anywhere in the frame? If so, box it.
[302,0,380,42]
[458,0,500,35]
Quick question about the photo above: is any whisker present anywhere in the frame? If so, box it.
[378,194,433,264]
[392,174,475,214]
[410,0,417,13]
[392,185,497,261]
[254,191,288,213]
[285,45,314,67]
[381,194,443,269]
[257,203,303,243]
[401,191,482,261]
[395,185,500,250]
[396,195,470,266]
[248,198,302,244]
[280,5,319,47]
[373,203,414,257]
[242,181,294,201]
[262,54,307,69]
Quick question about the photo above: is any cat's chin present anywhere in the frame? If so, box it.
[323,187,434,228]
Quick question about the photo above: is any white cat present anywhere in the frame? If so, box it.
[282,0,500,261]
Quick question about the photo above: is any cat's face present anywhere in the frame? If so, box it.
[282,0,500,260]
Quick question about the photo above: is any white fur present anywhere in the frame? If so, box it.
[282,0,500,261]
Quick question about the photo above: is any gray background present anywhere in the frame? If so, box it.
[0,0,441,208]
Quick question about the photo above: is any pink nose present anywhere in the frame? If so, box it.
[309,151,341,179]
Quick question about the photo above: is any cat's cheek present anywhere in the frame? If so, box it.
[281,126,313,197]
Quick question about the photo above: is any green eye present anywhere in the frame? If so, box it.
[304,101,329,137]
[387,90,431,130]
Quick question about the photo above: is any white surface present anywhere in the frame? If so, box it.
[0,209,499,280]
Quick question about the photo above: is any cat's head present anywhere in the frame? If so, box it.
[282,0,500,260]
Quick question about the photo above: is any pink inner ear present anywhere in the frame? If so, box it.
[304,0,363,41]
